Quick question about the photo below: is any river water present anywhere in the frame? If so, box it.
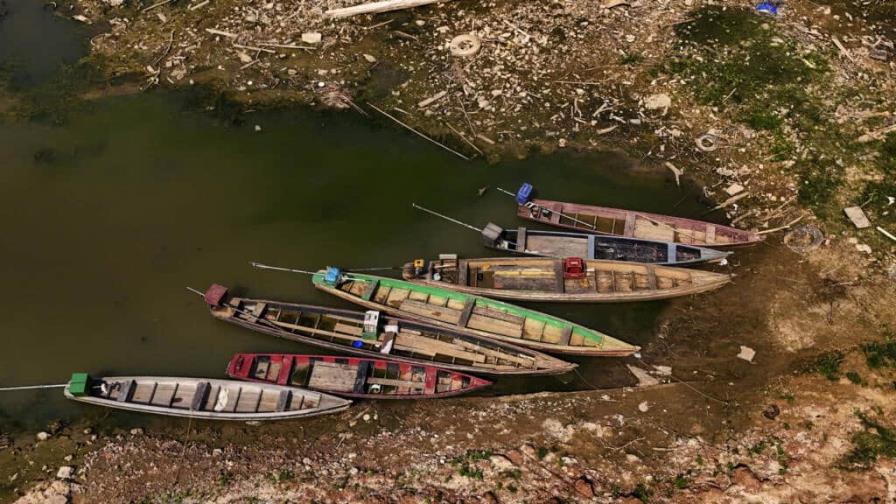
[0,2,717,430]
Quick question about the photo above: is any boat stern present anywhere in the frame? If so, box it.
[66,372,91,398]
[401,259,427,280]
[226,354,254,380]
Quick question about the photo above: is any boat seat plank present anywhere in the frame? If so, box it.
[354,360,371,394]
[516,227,527,252]
[556,326,573,346]
[399,299,462,324]
[457,299,475,328]
[275,390,292,412]
[394,332,487,362]
[334,322,364,336]
[467,313,523,338]
[308,362,357,392]
[117,380,135,403]
[190,382,209,411]
[705,224,716,244]
[457,261,468,286]
[361,280,379,301]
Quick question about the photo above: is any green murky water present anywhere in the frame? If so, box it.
[0,2,718,430]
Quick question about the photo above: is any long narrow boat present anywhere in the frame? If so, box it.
[511,184,762,247]
[481,223,729,266]
[402,256,731,303]
[63,372,350,421]
[228,354,492,399]
[203,285,573,376]
[312,270,638,357]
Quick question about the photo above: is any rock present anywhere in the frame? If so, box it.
[302,457,312,466]
[36,432,50,442]
[362,54,377,63]
[724,183,745,196]
[505,449,524,466]
[652,365,672,376]
[104,0,125,6]
[843,206,871,229]
[482,491,499,504]
[856,243,872,254]
[254,125,262,132]
[763,404,780,420]
[55,466,74,480]
[212,449,223,457]
[489,455,515,471]
[644,93,672,114]
[301,32,322,44]
[737,345,756,363]
[129,428,143,436]
[638,401,650,412]
[15,480,70,504]
[362,413,371,422]
[574,477,594,497]
[627,365,659,387]
[732,464,762,491]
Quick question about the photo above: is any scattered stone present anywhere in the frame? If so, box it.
[104,0,124,6]
[36,432,50,442]
[362,413,371,422]
[856,243,872,254]
[732,465,762,491]
[724,183,745,196]
[301,32,322,44]
[638,401,650,412]
[489,454,515,471]
[843,206,871,229]
[362,54,377,63]
[644,93,671,114]
[574,477,595,497]
[129,428,143,436]
[254,125,262,132]
[55,466,74,480]
[763,404,780,420]
[652,365,672,376]
[737,345,756,363]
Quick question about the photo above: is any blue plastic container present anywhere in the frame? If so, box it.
[755,2,778,16]
[516,183,533,205]
[325,266,343,285]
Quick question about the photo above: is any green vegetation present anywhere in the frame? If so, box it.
[805,351,845,381]
[846,371,863,385]
[673,473,690,489]
[620,52,644,65]
[862,328,896,369]
[842,411,896,470]
[450,449,492,480]
[536,447,549,460]
[632,483,653,502]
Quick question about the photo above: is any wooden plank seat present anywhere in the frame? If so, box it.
[191,382,209,411]
[308,362,356,392]
[275,390,291,412]
[117,380,135,403]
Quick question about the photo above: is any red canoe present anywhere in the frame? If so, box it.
[512,186,762,247]
[227,353,492,400]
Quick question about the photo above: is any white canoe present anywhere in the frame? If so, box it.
[64,374,351,421]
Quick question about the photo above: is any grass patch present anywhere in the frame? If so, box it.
[862,340,896,370]
[620,52,644,65]
[804,350,845,381]
[846,371,863,385]
[841,411,896,470]
[451,449,492,480]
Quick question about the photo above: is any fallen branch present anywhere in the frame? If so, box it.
[326,0,453,19]
[367,103,470,161]
[757,213,805,235]
[142,0,172,13]
[878,226,896,243]
[707,192,749,213]
[206,28,238,38]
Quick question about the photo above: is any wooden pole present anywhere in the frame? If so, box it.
[326,0,453,19]
[411,203,482,232]
[367,103,470,161]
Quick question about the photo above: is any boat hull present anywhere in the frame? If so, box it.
[403,257,730,303]
[227,353,493,399]
[517,198,762,247]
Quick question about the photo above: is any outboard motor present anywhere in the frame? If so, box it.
[481,222,506,247]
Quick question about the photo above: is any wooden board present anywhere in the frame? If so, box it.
[308,362,357,392]
[399,299,462,324]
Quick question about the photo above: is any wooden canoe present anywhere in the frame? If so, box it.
[480,223,730,266]
[228,354,492,399]
[312,271,639,357]
[63,373,351,421]
[402,256,731,303]
[514,194,762,247]
[203,285,574,376]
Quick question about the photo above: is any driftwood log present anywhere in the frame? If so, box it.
[325,0,454,19]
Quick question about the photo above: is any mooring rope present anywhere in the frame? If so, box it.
[0,384,67,392]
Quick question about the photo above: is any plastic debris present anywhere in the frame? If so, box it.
[737,345,756,362]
